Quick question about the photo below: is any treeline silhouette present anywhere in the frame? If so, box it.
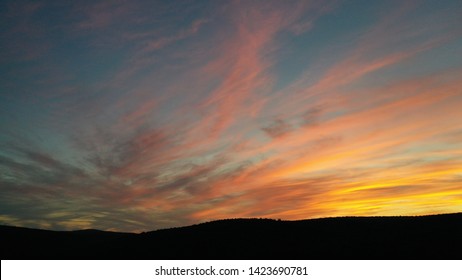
[1,213,461,259]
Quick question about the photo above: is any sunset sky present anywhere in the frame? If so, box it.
[1,0,462,232]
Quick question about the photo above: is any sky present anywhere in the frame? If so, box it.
[1,0,462,232]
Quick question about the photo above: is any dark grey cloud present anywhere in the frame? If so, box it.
[262,118,293,138]
[300,105,324,127]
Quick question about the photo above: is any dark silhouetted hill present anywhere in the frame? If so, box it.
[1,213,461,259]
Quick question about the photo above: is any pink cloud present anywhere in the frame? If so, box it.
[140,19,209,53]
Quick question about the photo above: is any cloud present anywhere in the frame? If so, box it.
[140,19,209,53]
[0,146,85,188]
[76,0,134,30]
[190,0,327,139]
[262,118,293,138]
[299,105,325,127]
[0,1,50,61]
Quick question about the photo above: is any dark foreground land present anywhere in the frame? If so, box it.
[1,213,461,259]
